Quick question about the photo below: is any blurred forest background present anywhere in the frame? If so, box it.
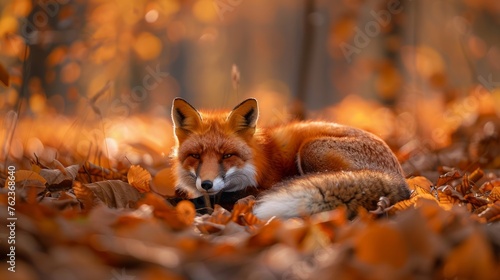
[0,0,499,170]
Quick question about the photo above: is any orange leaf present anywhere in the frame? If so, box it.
[407,176,433,192]
[9,170,47,186]
[138,193,191,230]
[176,200,195,226]
[39,164,79,191]
[389,192,436,214]
[479,179,500,193]
[436,170,461,187]
[488,186,500,202]
[128,165,152,193]
[73,181,102,212]
[196,205,232,234]
[478,201,500,222]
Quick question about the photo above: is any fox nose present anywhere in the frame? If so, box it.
[201,180,213,190]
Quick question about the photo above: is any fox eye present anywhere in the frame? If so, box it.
[222,154,233,159]
[189,154,200,159]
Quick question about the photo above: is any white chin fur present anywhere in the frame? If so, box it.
[212,177,225,192]
[224,163,257,191]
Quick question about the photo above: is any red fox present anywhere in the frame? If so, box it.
[171,98,410,219]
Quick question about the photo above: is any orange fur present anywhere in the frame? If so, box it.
[171,98,410,218]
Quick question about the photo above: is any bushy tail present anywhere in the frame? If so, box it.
[253,170,410,220]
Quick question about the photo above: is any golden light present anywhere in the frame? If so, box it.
[193,0,218,23]
[145,9,159,23]
[61,61,81,84]
[0,16,18,37]
[133,32,162,61]
[104,137,119,159]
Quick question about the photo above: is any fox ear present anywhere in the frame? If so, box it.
[227,98,259,136]
[171,98,202,142]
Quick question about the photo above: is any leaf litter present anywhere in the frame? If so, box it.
[1,107,500,280]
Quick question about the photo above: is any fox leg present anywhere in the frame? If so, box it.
[254,137,410,219]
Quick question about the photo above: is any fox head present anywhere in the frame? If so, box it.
[171,98,259,197]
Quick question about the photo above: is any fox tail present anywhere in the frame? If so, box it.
[253,170,410,220]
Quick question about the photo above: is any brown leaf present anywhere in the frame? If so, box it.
[176,200,195,227]
[407,176,433,192]
[231,195,256,223]
[73,181,102,212]
[0,62,9,86]
[9,170,47,186]
[488,186,500,202]
[6,170,47,203]
[479,179,500,193]
[389,192,437,214]
[196,205,232,234]
[128,165,152,193]
[437,186,461,210]
[464,194,490,208]
[478,201,500,222]
[77,161,127,184]
[137,193,191,230]
[467,168,484,183]
[84,180,142,208]
[40,164,79,191]
[436,170,462,187]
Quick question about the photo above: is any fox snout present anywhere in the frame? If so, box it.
[195,176,224,193]
[200,180,213,190]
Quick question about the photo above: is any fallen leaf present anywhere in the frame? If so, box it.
[9,170,47,186]
[436,170,461,187]
[77,161,127,184]
[152,167,177,196]
[40,164,79,191]
[478,201,500,223]
[128,165,152,193]
[73,181,103,212]
[176,200,195,226]
[407,176,433,192]
[137,193,191,230]
[478,179,500,193]
[84,180,142,208]
[488,186,500,202]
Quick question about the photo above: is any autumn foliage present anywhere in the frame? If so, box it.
[1,114,500,279]
[1,0,500,279]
